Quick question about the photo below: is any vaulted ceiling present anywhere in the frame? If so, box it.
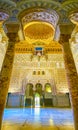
[0,0,78,45]
[0,0,78,61]
[0,0,78,25]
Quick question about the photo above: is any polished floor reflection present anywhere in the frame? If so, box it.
[2,108,75,130]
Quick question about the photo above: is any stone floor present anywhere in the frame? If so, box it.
[2,107,75,130]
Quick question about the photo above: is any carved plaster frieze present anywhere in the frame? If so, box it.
[22,10,59,29]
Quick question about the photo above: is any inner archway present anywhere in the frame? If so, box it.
[34,93,40,107]
[34,83,43,107]
[25,83,33,107]
[44,83,52,106]
[35,83,42,95]
[45,83,52,93]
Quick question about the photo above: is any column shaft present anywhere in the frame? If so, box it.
[0,24,19,130]
[60,34,78,130]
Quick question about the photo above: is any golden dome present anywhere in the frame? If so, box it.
[24,21,55,44]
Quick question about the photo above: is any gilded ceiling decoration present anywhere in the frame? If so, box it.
[0,0,78,22]
[0,0,78,45]
[24,21,54,40]
[21,8,59,43]
[0,0,77,28]
[22,10,59,29]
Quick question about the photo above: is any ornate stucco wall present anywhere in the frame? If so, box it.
[0,23,8,71]
[8,41,68,94]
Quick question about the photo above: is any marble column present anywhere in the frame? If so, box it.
[59,34,78,130]
[0,23,19,130]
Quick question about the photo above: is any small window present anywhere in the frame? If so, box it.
[45,83,52,93]
[42,71,45,75]
[35,47,43,56]
[33,71,36,75]
[38,71,40,75]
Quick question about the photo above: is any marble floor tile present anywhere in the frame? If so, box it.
[2,108,75,130]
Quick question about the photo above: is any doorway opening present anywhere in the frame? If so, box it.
[35,93,40,107]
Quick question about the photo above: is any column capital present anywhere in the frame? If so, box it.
[5,23,19,33]
[59,34,71,44]
[5,23,20,42]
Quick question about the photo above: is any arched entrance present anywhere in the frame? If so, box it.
[44,83,52,106]
[34,93,40,107]
[35,83,42,95]
[25,83,33,107]
[45,83,52,93]
[34,83,43,107]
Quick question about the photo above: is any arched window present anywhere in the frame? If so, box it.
[45,83,52,93]
[25,83,33,97]
[42,71,45,75]
[33,71,36,75]
[35,83,42,95]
